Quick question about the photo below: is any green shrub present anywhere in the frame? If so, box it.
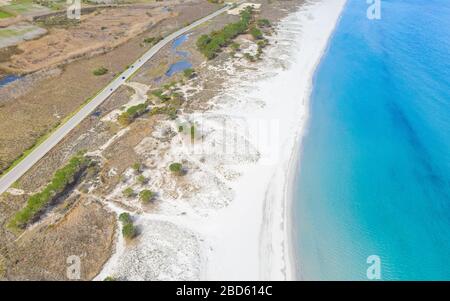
[122,187,134,198]
[183,68,195,79]
[126,103,148,118]
[104,276,116,281]
[118,212,132,224]
[250,27,263,40]
[169,162,183,175]
[143,36,162,45]
[230,42,240,51]
[8,153,89,230]
[257,19,271,27]
[118,112,132,126]
[118,103,148,126]
[137,175,147,184]
[244,53,256,62]
[122,222,136,239]
[190,125,195,141]
[149,106,178,119]
[139,189,155,203]
[93,67,108,76]
[132,162,142,173]
[151,89,171,101]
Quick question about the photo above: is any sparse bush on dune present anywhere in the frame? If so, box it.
[257,18,271,27]
[230,42,240,51]
[149,106,178,120]
[139,189,155,204]
[119,212,132,224]
[169,162,184,176]
[122,221,137,239]
[137,175,147,184]
[151,89,171,102]
[132,162,142,173]
[122,187,134,198]
[250,27,263,40]
[183,68,195,79]
[118,212,137,239]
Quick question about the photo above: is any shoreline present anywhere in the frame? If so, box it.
[283,0,348,280]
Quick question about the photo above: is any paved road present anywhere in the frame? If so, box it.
[0,4,233,194]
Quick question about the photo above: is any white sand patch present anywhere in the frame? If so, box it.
[96,0,347,281]
[112,218,201,281]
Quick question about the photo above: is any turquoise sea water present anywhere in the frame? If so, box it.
[294,0,450,280]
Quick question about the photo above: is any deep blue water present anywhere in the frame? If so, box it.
[172,34,189,50]
[0,75,20,88]
[165,60,192,77]
[294,0,450,280]
[165,34,192,77]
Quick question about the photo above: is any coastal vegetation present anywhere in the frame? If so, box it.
[190,125,195,142]
[151,89,171,102]
[132,162,142,173]
[196,7,254,59]
[0,9,14,19]
[244,38,269,62]
[143,36,163,45]
[137,175,147,184]
[93,67,108,76]
[119,212,132,224]
[149,105,178,120]
[148,87,183,120]
[118,102,148,126]
[122,187,134,198]
[196,7,269,62]
[7,152,90,231]
[250,27,263,40]
[169,162,184,176]
[119,212,136,239]
[183,67,195,79]
[139,189,155,204]
[257,18,271,27]
[230,42,240,51]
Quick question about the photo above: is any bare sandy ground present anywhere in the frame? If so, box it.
[94,0,347,281]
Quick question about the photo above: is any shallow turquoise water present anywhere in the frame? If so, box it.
[294,0,450,280]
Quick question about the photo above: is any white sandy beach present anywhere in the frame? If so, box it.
[95,0,347,281]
